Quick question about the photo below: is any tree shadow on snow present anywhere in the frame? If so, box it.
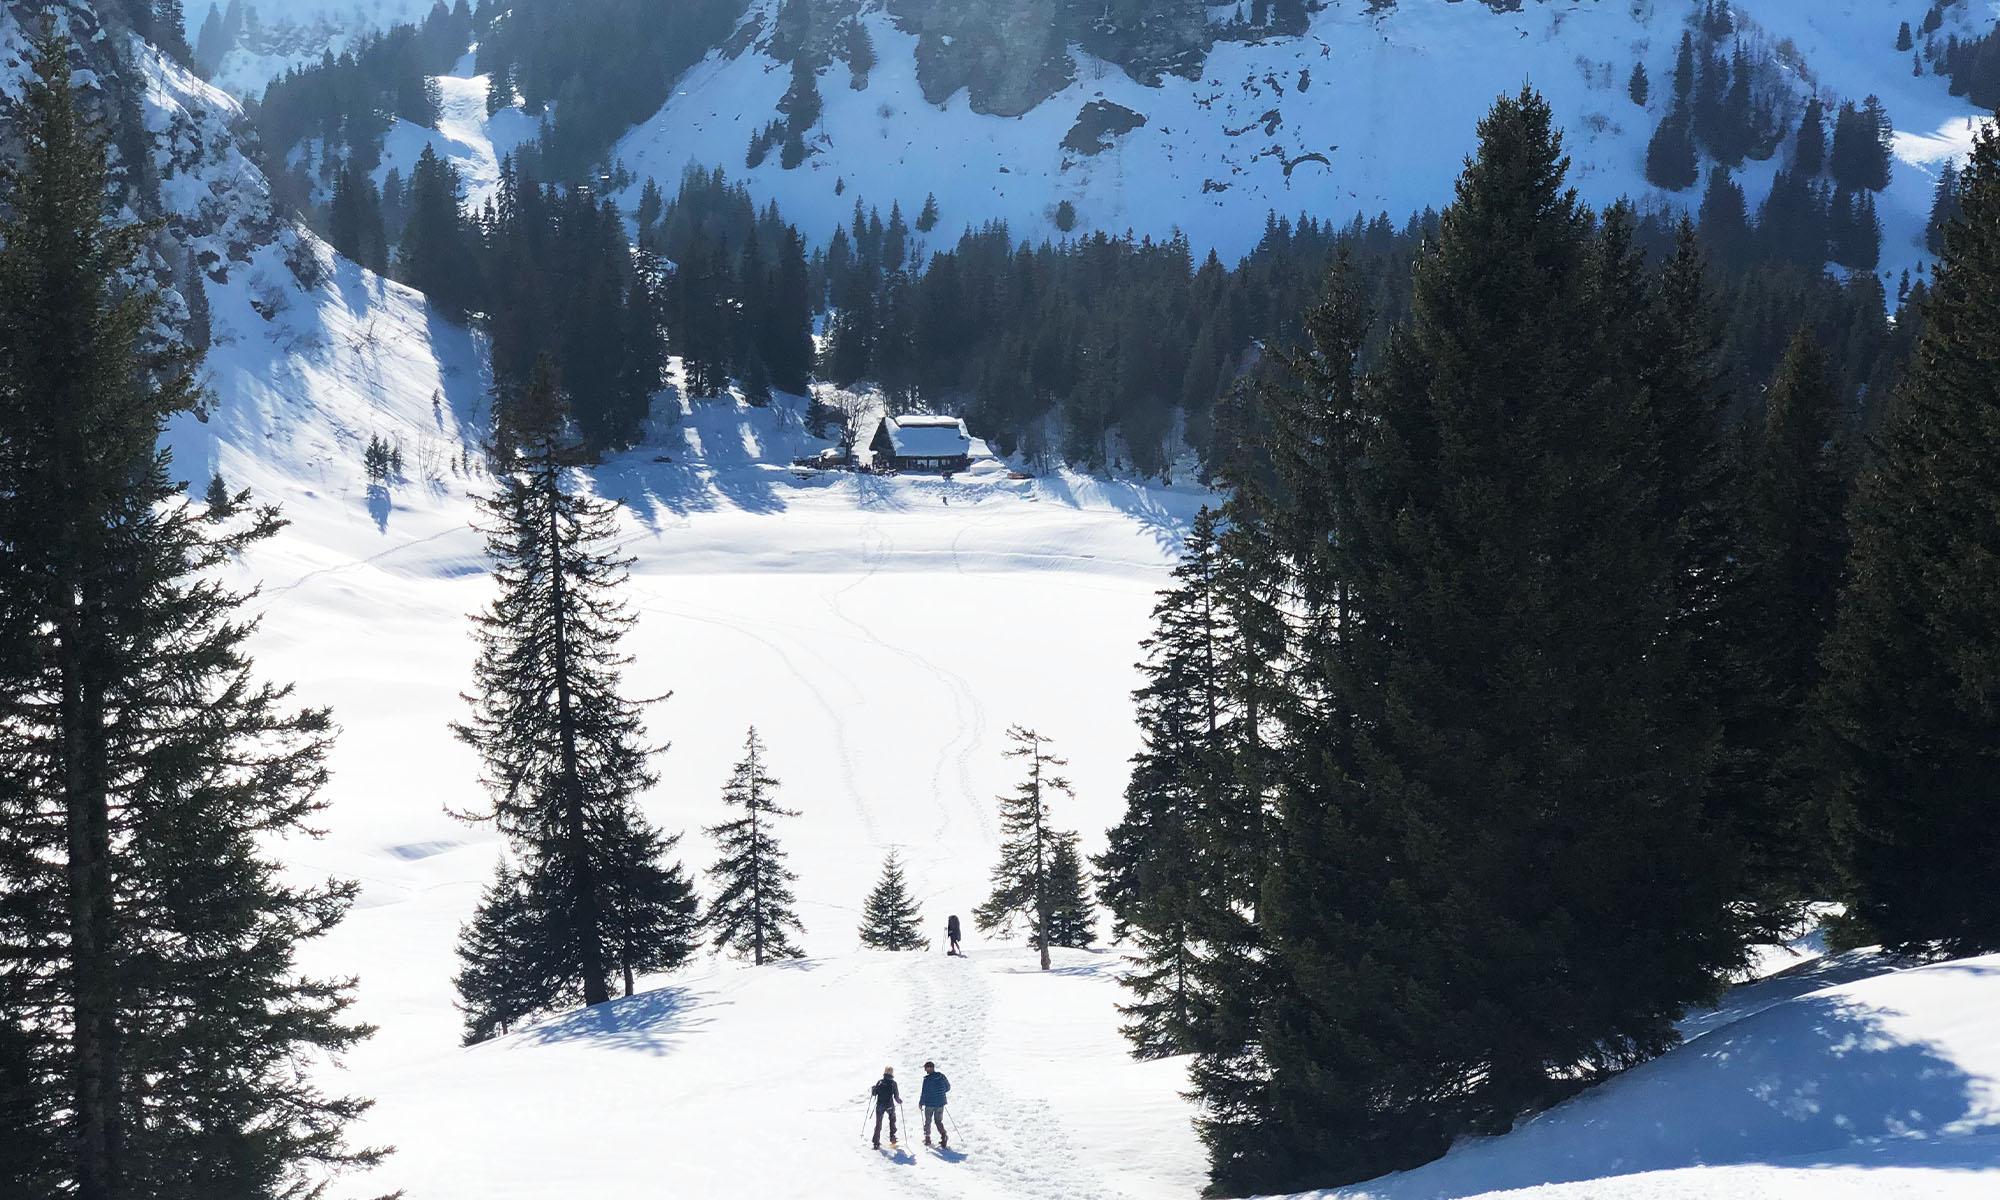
[991,949,1121,979]
[1029,472,1193,558]
[1371,987,1996,1200]
[515,986,714,1057]
[365,482,391,533]
[1678,949,1910,1043]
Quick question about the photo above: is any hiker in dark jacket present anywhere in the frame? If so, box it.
[946,914,962,956]
[869,1067,901,1148]
[919,1060,951,1147]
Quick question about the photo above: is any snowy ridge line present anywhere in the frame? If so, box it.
[608,0,1995,284]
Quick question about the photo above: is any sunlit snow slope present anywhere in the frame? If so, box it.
[615,0,1997,280]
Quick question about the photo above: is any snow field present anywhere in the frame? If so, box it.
[345,946,1204,1198]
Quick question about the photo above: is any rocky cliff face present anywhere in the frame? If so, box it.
[882,0,1220,117]
[6,0,328,366]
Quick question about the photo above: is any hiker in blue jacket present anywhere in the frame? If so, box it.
[919,1060,951,1148]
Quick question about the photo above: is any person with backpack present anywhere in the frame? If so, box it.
[919,1060,951,1148]
[868,1066,901,1148]
[945,914,962,956]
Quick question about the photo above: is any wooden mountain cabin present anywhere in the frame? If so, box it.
[870,414,972,473]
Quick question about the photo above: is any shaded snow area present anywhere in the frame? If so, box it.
[1309,954,2000,1200]
[613,0,1996,281]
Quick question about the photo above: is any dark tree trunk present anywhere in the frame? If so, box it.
[547,461,610,1007]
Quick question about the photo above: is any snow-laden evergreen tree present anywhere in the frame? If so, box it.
[0,31,381,1196]
[1044,833,1096,949]
[858,851,927,950]
[1816,117,2000,957]
[705,727,806,963]
[452,355,696,1027]
[974,726,1074,971]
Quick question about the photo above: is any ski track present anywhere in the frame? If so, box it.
[896,953,1102,1199]
[626,583,885,846]
[825,493,995,849]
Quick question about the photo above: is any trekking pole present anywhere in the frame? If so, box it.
[860,1095,871,1143]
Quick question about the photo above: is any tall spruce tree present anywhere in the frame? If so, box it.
[153,0,195,67]
[1100,509,1236,1058]
[1196,259,1373,1195]
[1180,382,1290,1177]
[1731,330,1850,923]
[1794,96,1827,176]
[1208,91,1741,1195]
[704,727,806,963]
[1815,118,2000,957]
[452,356,694,1025]
[397,143,473,313]
[974,726,1074,971]
[0,30,381,1197]
[1928,160,1964,254]
[858,851,927,950]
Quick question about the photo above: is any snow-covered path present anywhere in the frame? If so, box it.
[892,954,1104,1198]
[344,945,1200,1198]
[374,52,537,210]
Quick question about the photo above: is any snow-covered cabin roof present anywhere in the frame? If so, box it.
[881,415,971,458]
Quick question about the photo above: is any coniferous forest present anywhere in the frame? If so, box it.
[1100,92,2000,1194]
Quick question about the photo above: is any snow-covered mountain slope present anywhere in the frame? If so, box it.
[1,1,481,509]
[196,0,440,97]
[369,50,538,209]
[614,0,1997,278]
